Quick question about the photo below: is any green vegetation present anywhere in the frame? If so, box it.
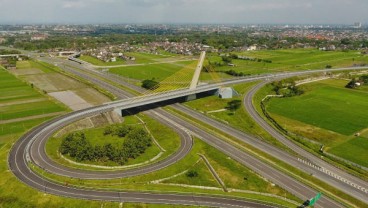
[79,55,126,66]
[1,100,65,120]
[141,79,159,90]
[0,67,66,121]
[207,49,368,75]
[270,79,304,97]
[267,79,368,136]
[329,137,368,167]
[109,60,196,81]
[17,60,55,73]
[345,74,368,88]
[125,52,177,64]
[0,49,21,54]
[60,124,152,165]
[264,79,368,168]
[47,114,180,169]
[165,160,219,187]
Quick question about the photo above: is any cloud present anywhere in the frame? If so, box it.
[62,1,86,9]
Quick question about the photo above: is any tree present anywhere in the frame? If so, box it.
[115,125,133,137]
[346,78,358,88]
[221,56,232,64]
[60,125,152,164]
[186,170,198,178]
[226,100,241,114]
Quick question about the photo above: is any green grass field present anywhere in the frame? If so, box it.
[109,60,196,81]
[0,68,66,121]
[1,100,65,120]
[267,79,368,136]
[163,159,220,187]
[17,60,55,73]
[125,52,178,64]
[329,137,368,167]
[265,79,368,167]
[79,55,126,66]
[208,49,368,75]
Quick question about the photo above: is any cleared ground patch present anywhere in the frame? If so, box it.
[49,90,93,111]
[73,88,111,105]
[23,73,86,92]
[10,68,43,75]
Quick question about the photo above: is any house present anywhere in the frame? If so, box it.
[31,34,48,41]
[247,45,257,51]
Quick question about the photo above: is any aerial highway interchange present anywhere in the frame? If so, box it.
[6,50,368,208]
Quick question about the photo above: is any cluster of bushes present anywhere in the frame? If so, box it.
[186,170,198,178]
[225,69,250,77]
[235,55,272,63]
[346,75,368,88]
[271,79,304,97]
[59,125,152,165]
[141,79,159,90]
[0,49,21,55]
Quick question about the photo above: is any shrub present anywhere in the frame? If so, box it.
[186,170,198,178]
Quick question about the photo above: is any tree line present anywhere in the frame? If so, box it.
[59,124,152,165]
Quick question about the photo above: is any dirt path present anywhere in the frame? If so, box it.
[0,98,47,107]
[0,112,64,124]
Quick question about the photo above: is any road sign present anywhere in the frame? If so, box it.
[309,192,322,206]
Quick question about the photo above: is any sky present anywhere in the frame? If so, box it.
[0,0,367,24]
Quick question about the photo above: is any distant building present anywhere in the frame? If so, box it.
[31,34,48,41]
[0,37,6,44]
[354,22,362,28]
[247,45,257,51]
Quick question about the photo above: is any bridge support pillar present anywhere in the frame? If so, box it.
[186,94,197,101]
[114,108,123,117]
